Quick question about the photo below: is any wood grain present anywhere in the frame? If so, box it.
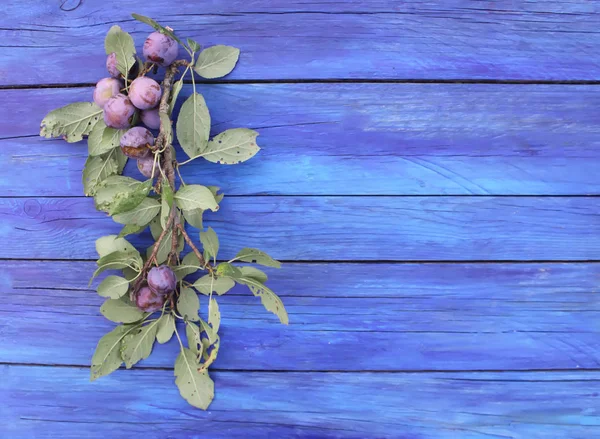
[1,1,599,85]
[6,84,600,196]
[1,196,598,261]
[2,261,599,370]
[2,365,599,438]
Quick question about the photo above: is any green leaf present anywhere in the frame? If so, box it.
[97,275,129,299]
[176,93,211,159]
[209,298,220,333]
[194,45,240,79]
[232,247,281,268]
[193,275,235,296]
[100,298,145,324]
[203,128,260,165]
[150,215,163,240]
[88,120,125,156]
[198,319,219,365]
[169,79,183,115]
[156,314,175,344]
[200,227,219,263]
[92,250,143,282]
[90,325,131,381]
[105,25,136,76]
[185,321,203,359]
[238,278,289,325]
[115,148,128,173]
[40,102,103,143]
[174,347,215,410]
[187,38,201,53]
[95,179,153,215]
[174,185,219,212]
[174,252,201,280]
[182,208,204,229]
[177,287,200,321]
[131,13,183,45]
[118,223,145,238]
[216,262,242,278]
[82,151,119,196]
[121,319,159,368]
[95,235,137,258]
[146,228,183,265]
[113,197,160,226]
[208,186,225,204]
[239,266,268,284]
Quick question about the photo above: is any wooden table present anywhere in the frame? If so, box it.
[2,1,599,437]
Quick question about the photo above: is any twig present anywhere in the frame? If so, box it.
[177,223,214,275]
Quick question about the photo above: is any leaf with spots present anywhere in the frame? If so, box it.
[95,235,137,258]
[209,298,221,333]
[202,128,260,165]
[231,247,281,268]
[91,324,135,381]
[185,321,203,360]
[177,287,200,322]
[94,179,153,216]
[41,102,103,143]
[174,347,214,410]
[238,278,288,325]
[121,319,159,368]
[82,151,119,196]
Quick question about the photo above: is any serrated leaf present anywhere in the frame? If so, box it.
[90,325,131,381]
[88,120,126,156]
[233,247,281,268]
[200,227,219,263]
[239,266,268,284]
[95,179,153,215]
[177,287,200,321]
[203,128,259,165]
[105,25,136,76]
[83,151,119,196]
[187,38,201,53]
[97,275,129,299]
[100,175,141,188]
[93,250,143,282]
[121,319,159,368]
[100,298,145,323]
[176,93,211,159]
[40,102,103,143]
[174,252,201,280]
[182,208,204,229]
[156,314,175,344]
[185,321,203,360]
[216,262,242,278]
[169,79,183,115]
[174,184,219,212]
[209,298,220,333]
[95,235,137,258]
[113,197,160,226]
[131,13,183,45]
[239,278,289,325]
[194,45,240,79]
[192,275,233,296]
[174,348,214,410]
[118,223,146,238]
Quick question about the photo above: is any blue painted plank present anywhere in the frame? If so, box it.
[2,261,600,370]
[0,196,599,261]
[4,84,600,196]
[1,1,599,84]
[2,365,600,438]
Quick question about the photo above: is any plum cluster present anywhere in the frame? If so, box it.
[136,265,177,312]
[92,32,178,177]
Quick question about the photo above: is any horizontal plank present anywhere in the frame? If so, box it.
[5,84,600,196]
[2,366,600,438]
[2,1,600,84]
[2,261,600,370]
[1,196,599,261]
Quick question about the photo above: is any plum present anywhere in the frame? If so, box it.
[135,285,166,312]
[106,52,120,78]
[120,126,154,159]
[137,156,155,178]
[143,32,178,67]
[103,94,136,129]
[129,77,162,110]
[141,107,161,130]
[93,77,122,109]
[147,265,177,295]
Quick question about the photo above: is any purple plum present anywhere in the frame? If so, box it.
[93,78,122,109]
[103,94,136,129]
[106,52,120,78]
[129,77,162,110]
[120,126,154,159]
[147,265,177,295]
[137,156,155,178]
[141,107,161,130]
[135,285,166,312]
[143,32,179,67]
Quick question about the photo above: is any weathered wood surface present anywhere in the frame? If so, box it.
[4,84,600,196]
[2,1,600,84]
[2,261,600,370]
[1,196,599,261]
[3,366,600,439]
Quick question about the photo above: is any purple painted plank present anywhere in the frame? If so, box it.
[2,366,600,438]
[0,196,599,261]
[4,84,600,196]
[1,1,599,84]
[2,261,600,370]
